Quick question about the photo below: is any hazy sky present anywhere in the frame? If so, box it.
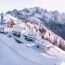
[0,0,65,13]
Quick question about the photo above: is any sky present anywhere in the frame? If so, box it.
[0,0,65,13]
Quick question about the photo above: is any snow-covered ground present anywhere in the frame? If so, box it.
[0,32,65,65]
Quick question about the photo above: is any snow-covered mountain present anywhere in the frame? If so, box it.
[0,13,65,65]
[6,7,65,40]
[1,13,65,50]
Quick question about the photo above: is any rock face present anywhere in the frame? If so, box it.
[23,17,65,50]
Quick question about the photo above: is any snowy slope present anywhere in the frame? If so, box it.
[0,34,42,65]
[0,33,64,65]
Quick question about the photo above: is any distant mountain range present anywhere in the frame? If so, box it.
[6,7,65,39]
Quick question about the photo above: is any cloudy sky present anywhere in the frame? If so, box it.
[0,0,65,13]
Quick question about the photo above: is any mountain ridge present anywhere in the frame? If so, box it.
[6,7,65,40]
